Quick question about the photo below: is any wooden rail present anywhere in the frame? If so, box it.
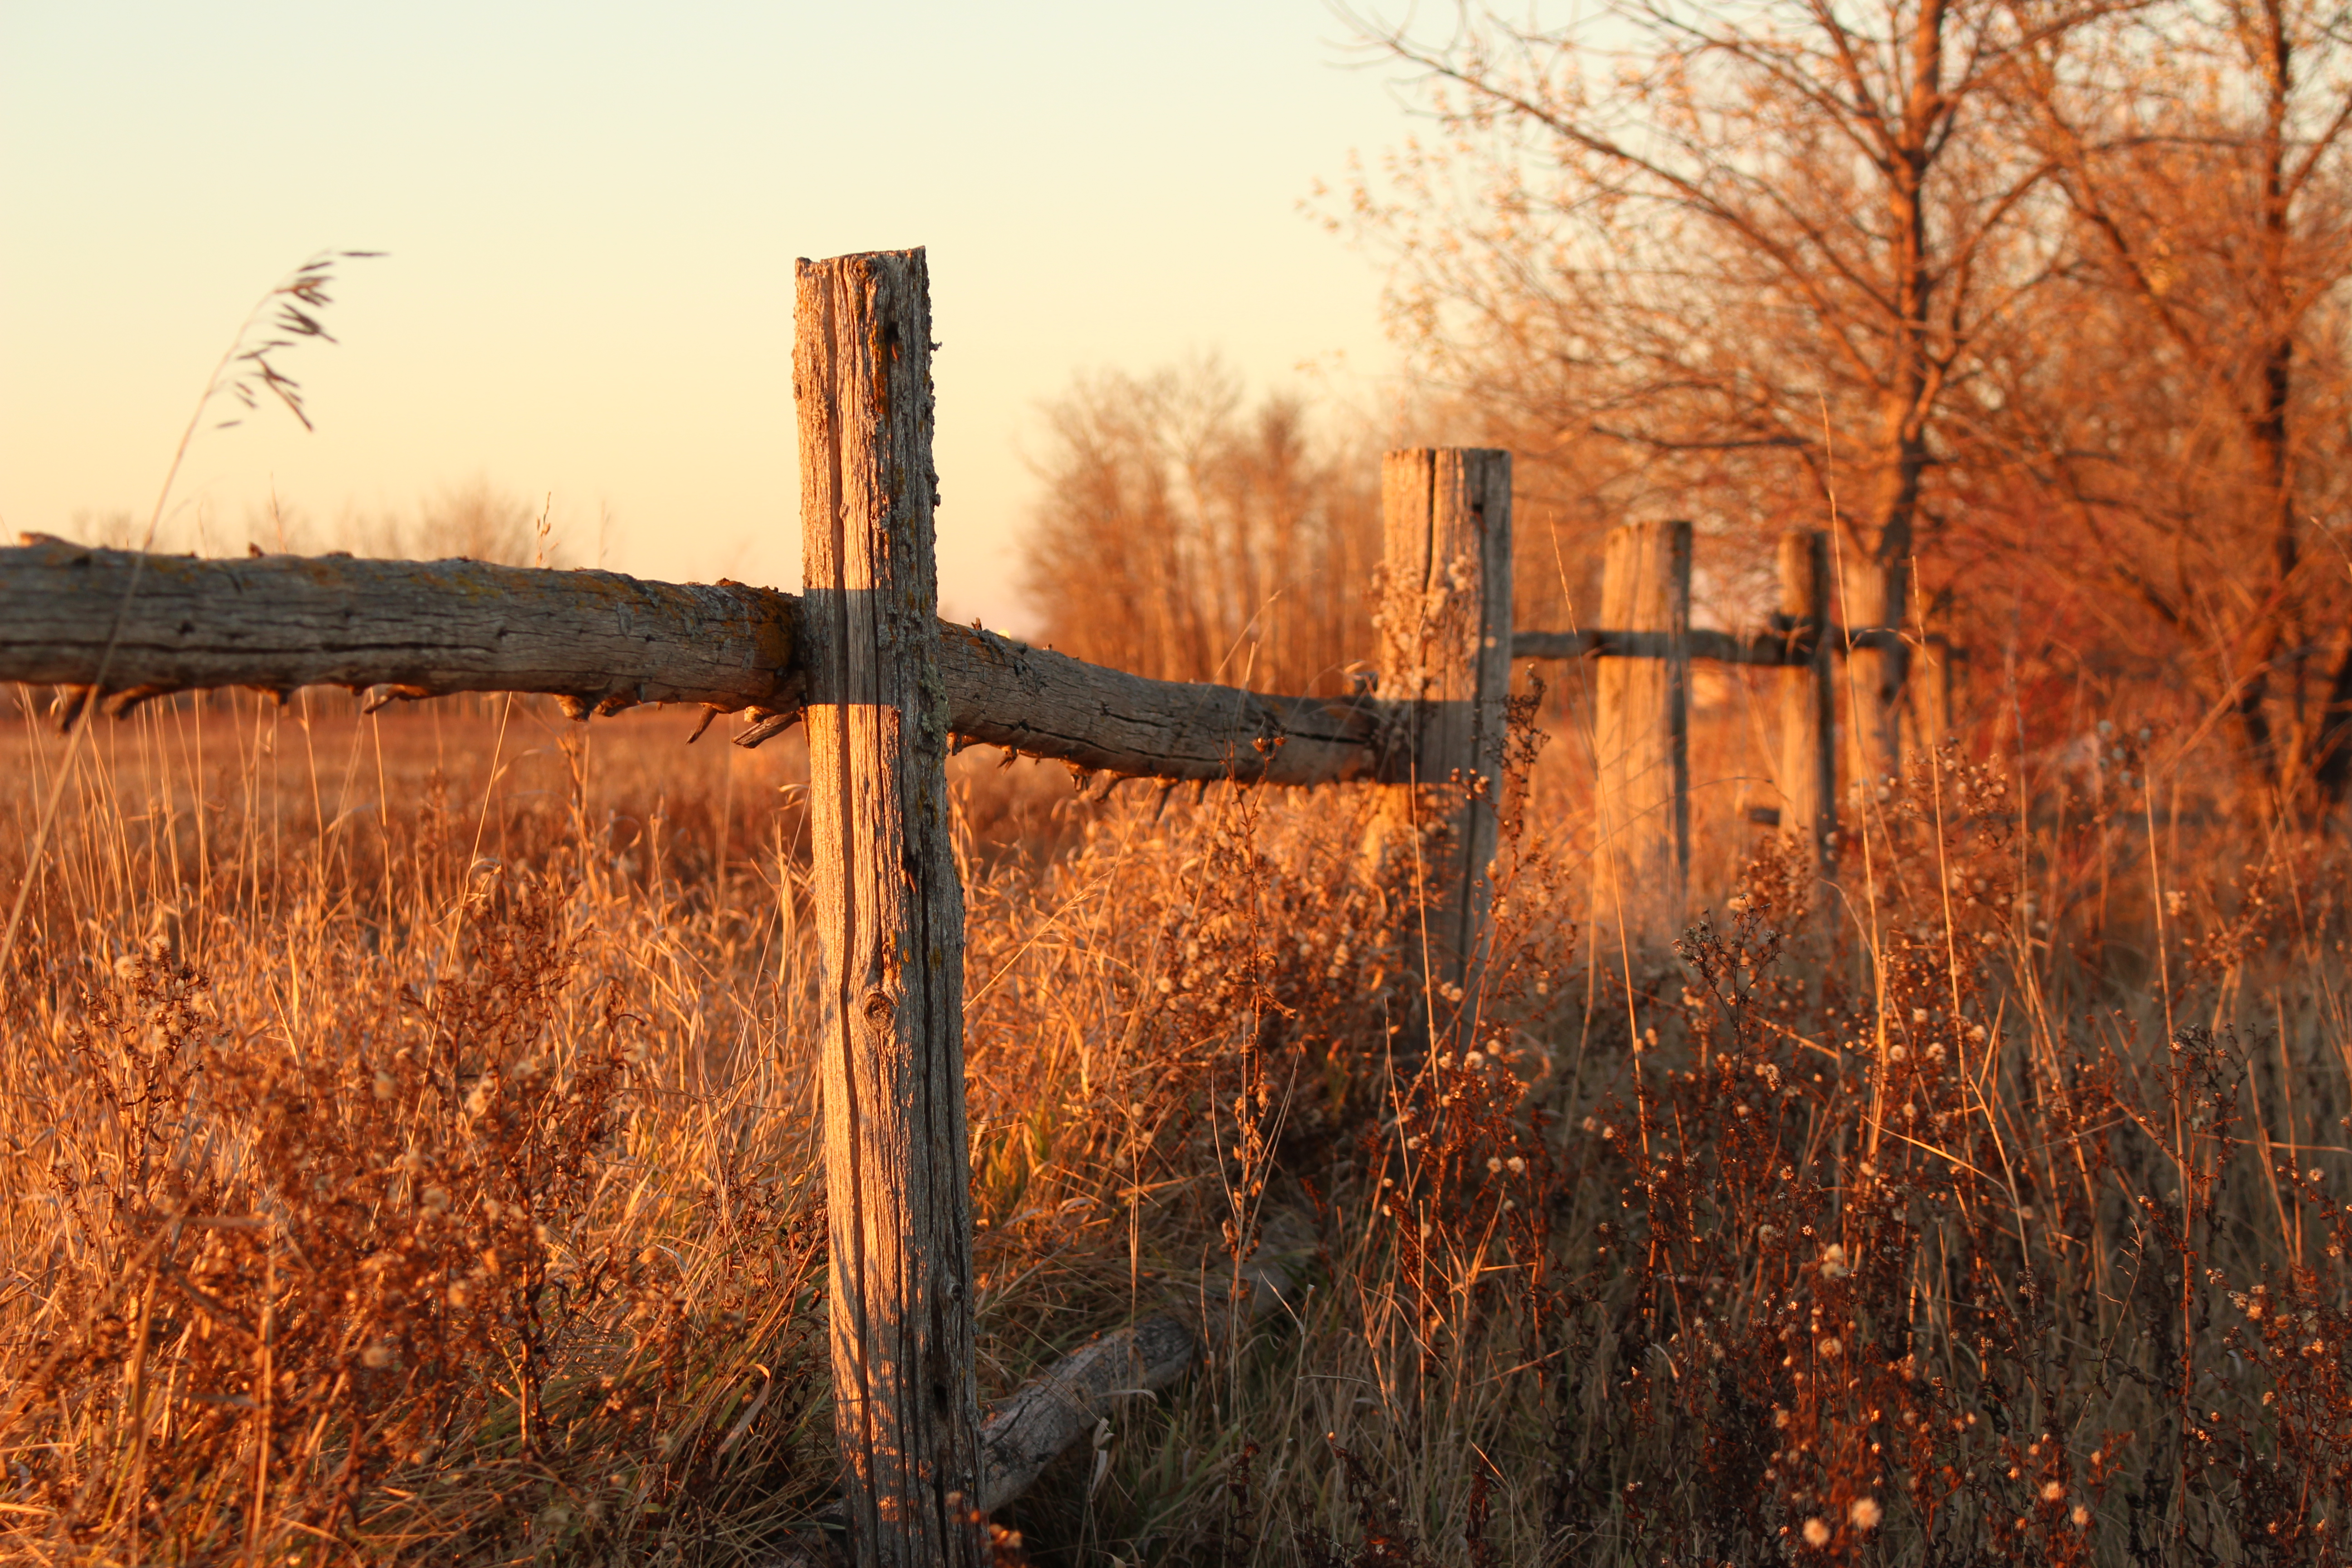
[0,538,1392,786]
[1512,622,1903,665]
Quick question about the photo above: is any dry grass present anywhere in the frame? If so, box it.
[5,677,2352,1565]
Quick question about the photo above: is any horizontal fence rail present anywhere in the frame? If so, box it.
[0,535,801,717]
[0,535,1392,787]
[935,622,1387,784]
[0,540,1908,787]
[1512,622,1906,666]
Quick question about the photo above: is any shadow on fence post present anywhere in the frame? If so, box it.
[1778,529,1838,877]
[795,249,984,1568]
[1370,448,1513,1042]
[1595,519,1690,940]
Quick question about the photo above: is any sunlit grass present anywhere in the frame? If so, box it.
[5,686,2351,1564]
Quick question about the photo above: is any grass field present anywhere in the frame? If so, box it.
[5,682,2351,1565]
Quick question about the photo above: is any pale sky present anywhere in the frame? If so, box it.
[0,1,1414,630]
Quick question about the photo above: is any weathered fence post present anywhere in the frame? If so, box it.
[1841,550,1907,790]
[796,249,982,1568]
[1777,530,1837,876]
[1911,631,1953,753]
[1372,448,1513,1031]
[1595,519,1690,934]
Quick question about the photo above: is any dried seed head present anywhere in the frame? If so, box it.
[1849,1497,1881,1530]
[1802,1517,1830,1547]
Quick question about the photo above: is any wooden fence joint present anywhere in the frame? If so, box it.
[1371,448,1514,1032]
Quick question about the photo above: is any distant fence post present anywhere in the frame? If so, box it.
[1841,552,1907,789]
[1777,530,1837,876]
[1911,631,1953,753]
[796,250,983,1568]
[1372,448,1514,1034]
[1595,520,1690,933]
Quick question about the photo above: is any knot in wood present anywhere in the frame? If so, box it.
[861,989,897,1032]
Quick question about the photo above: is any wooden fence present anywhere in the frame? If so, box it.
[0,249,1908,1566]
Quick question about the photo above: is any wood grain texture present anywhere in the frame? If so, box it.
[1840,550,1908,787]
[936,622,1387,784]
[1910,632,1953,755]
[975,1313,1193,1515]
[0,537,801,718]
[1511,623,1902,665]
[1777,531,1838,876]
[1515,626,1803,665]
[1595,520,1690,931]
[0,542,1393,783]
[797,250,983,1568]
[973,1207,1314,1514]
[1369,449,1513,1019]
[757,1211,1316,1567]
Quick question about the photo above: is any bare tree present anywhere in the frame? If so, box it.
[2006,0,2352,807]
[1020,362,1380,696]
[1345,0,2127,781]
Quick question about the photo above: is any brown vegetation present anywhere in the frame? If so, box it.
[18,17,2352,1550]
[1020,362,1379,697]
[7,680,2352,1562]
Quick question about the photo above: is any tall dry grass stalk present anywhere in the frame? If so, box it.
[5,672,2352,1564]
[1,249,378,978]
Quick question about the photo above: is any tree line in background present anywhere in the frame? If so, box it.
[1020,362,1384,698]
[69,480,558,569]
[1024,0,2352,820]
